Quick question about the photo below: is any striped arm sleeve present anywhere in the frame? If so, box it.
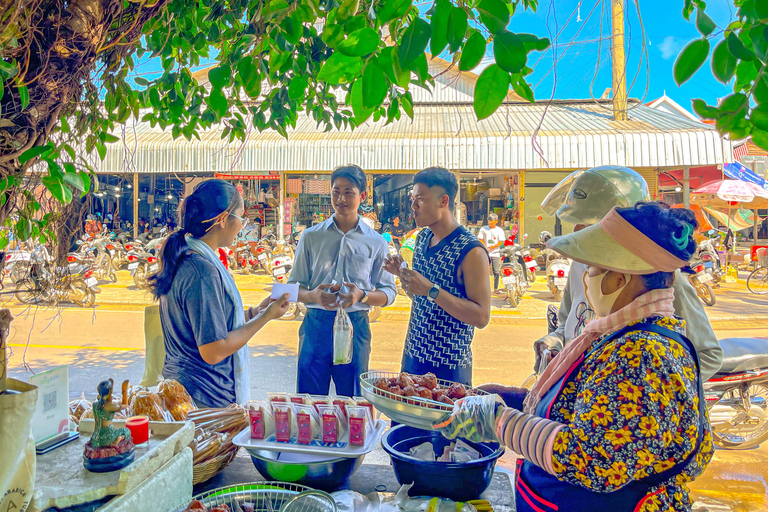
[495,408,564,475]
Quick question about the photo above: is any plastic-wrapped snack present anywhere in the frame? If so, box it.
[69,394,92,425]
[293,403,321,445]
[268,392,289,404]
[309,395,332,412]
[130,388,171,422]
[347,405,373,446]
[273,403,293,442]
[157,379,197,421]
[289,393,311,405]
[317,404,348,444]
[246,401,275,440]
[332,397,357,418]
[353,397,376,419]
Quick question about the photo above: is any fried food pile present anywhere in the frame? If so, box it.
[372,373,477,407]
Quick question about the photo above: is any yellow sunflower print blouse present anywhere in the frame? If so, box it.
[549,316,714,512]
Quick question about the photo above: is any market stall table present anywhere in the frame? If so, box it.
[195,452,516,512]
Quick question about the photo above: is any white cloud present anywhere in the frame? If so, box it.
[659,36,683,60]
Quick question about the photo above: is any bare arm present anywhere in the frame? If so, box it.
[434,247,492,328]
[199,295,289,365]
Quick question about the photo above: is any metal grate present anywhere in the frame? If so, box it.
[171,482,317,512]
[360,371,486,412]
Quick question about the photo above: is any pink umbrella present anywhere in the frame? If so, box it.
[691,179,768,210]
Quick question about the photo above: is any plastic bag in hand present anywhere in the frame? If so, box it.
[333,307,354,365]
[433,394,506,443]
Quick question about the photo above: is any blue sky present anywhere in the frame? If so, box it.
[129,0,735,114]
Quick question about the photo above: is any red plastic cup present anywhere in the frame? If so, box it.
[126,416,149,445]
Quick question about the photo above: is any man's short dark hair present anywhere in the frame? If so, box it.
[413,167,457,212]
[331,164,366,193]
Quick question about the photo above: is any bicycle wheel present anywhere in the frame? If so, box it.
[15,278,42,304]
[747,267,768,295]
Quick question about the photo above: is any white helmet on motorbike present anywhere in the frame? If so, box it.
[541,166,651,225]
[539,231,553,244]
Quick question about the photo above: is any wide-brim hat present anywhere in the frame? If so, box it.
[546,208,690,275]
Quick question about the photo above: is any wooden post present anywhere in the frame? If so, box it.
[519,170,525,240]
[611,0,628,122]
[133,172,139,239]
[683,166,690,207]
[279,172,286,241]
[454,170,461,223]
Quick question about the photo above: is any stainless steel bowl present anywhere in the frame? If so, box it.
[246,450,364,491]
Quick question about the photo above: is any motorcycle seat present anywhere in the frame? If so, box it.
[716,338,768,375]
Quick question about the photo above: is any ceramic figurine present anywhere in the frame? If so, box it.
[83,379,135,472]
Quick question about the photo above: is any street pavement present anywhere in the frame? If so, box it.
[4,269,768,510]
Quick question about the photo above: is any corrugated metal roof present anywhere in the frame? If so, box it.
[97,101,732,174]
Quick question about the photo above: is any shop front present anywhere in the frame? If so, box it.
[458,171,521,241]
[214,173,281,237]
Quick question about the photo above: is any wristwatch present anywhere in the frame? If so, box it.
[427,284,441,302]
[361,289,370,304]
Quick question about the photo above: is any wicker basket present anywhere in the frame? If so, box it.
[193,444,240,485]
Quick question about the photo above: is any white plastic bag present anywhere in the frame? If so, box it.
[333,308,354,365]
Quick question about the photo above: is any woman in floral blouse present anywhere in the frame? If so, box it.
[438,202,713,512]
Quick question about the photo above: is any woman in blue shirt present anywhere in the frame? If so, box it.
[149,180,290,407]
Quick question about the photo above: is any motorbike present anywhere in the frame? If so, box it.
[684,262,716,307]
[695,237,725,287]
[126,250,158,289]
[499,241,529,308]
[546,257,571,302]
[15,261,100,308]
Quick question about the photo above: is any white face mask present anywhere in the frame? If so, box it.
[583,270,631,317]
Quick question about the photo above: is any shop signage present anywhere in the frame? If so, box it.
[215,173,280,180]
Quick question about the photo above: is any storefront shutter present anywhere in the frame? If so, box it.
[637,169,659,199]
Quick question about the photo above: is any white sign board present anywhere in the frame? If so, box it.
[29,366,71,443]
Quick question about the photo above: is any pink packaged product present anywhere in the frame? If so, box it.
[292,404,321,445]
[317,404,348,444]
[332,397,356,418]
[273,403,293,442]
[246,401,274,440]
[309,395,332,412]
[353,397,375,419]
[347,405,373,447]
[268,392,289,404]
[289,393,311,405]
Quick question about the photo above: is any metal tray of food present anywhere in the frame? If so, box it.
[359,371,487,431]
[172,481,321,512]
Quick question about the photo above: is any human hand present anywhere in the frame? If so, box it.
[338,282,364,309]
[434,395,506,443]
[383,254,405,277]
[247,295,273,320]
[264,293,291,320]
[312,283,341,310]
[400,268,432,297]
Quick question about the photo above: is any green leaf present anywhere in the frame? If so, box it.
[511,73,534,103]
[288,76,308,100]
[755,75,768,105]
[0,60,17,79]
[322,24,346,48]
[378,0,412,24]
[413,54,429,82]
[751,26,768,62]
[459,32,486,71]
[695,8,716,36]
[19,145,50,164]
[473,64,509,120]
[134,77,150,87]
[238,56,257,85]
[518,33,550,52]
[494,31,527,73]
[62,172,85,192]
[337,0,360,19]
[401,91,414,119]
[398,18,431,66]
[208,65,232,89]
[476,0,510,34]
[78,171,92,197]
[391,51,411,87]
[711,40,737,83]
[430,0,451,56]
[362,62,388,109]
[17,82,29,110]
[337,28,380,57]
[727,32,754,61]
[317,53,363,84]
[349,79,374,124]
[692,98,719,119]
[103,133,120,143]
[96,142,106,161]
[447,7,468,52]
[206,89,229,117]
[673,38,710,85]
[42,176,72,204]
[753,129,768,152]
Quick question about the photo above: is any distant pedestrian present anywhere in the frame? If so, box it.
[384,167,491,385]
[478,213,506,293]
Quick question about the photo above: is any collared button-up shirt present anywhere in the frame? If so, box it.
[288,215,397,312]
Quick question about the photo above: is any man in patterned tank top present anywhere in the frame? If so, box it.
[384,168,491,385]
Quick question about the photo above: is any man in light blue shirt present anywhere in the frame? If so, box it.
[289,165,397,396]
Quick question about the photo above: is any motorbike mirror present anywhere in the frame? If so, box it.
[708,229,715,234]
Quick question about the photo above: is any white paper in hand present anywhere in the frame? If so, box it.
[271,282,299,302]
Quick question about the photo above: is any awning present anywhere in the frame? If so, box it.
[723,162,768,190]
[703,206,765,231]
[658,165,723,189]
[96,101,733,174]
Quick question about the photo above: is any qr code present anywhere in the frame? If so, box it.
[43,391,57,412]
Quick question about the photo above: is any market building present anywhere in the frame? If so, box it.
[95,57,733,241]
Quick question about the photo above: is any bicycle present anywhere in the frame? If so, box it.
[746,249,768,295]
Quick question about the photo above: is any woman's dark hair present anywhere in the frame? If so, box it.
[616,202,699,292]
[149,179,240,298]
[96,379,113,407]
[413,167,458,212]
[331,164,366,193]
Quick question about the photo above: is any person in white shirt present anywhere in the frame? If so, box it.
[478,213,506,292]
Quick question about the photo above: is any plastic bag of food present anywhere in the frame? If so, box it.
[289,393,311,405]
[310,395,332,412]
[273,403,294,442]
[268,392,289,404]
[246,401,275,440]
[333,308,354,365]
[187,405,248,435]
[347,405,373,446]
[130,388,172,422]
[157,379,197,421]
[317,404,348,444]
[293,403,322,445]
[69,394,92,425]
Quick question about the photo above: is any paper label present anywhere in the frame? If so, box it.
[290,396,305,405]
[297,412,312,444]
[275,410,291,442]
[333,400,348,417]
[322,414,338,444]
[349,417,365,446]
[249,409,265,439]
